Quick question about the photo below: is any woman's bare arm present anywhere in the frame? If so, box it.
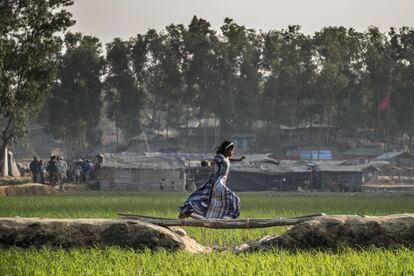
[229,156,246,163]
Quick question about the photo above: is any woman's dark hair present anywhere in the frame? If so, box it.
[215,140,234,154]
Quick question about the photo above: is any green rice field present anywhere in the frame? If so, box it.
[1,191,414,275]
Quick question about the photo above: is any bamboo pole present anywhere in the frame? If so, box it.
[118,213,325,229]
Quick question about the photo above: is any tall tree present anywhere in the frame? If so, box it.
[142,26,186,137]
[105,38,145,141]
[313,27,350,142]
[182,17,219,148]
[0,0,74,157]
[362,27,394,141]
[45,32,105,155]
[262,26,316,143]
[162,24,186,137]
[314,27,364,141]
[388,27,414,151]
[219,18,262,131]
[183,17,218,121]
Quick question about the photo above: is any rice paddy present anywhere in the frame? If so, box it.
[1,191,414,275]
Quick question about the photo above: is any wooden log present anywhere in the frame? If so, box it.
[118,213,325,229]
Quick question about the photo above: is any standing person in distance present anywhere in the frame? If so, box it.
[29,157,41,183]
[46,156,58,186]
[178,140,245,219]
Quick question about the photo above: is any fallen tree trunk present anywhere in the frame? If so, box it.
[118,213,325,229]
[235,214,414,252]
[0,217,208,253]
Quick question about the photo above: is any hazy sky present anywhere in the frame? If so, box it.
[69,0,414,43]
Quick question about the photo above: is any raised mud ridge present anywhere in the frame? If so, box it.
[0,184,55,196]
[236,214,414,252]
[0,217,208,253]
[1,214,413,252]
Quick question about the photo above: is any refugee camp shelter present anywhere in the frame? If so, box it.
[99,152,213,191]
[314,165,379,192]
[341,144,386,164]
[228,159,374,192]
[229,162,310,191]
[374,151,414,167]
[100,152,185,191]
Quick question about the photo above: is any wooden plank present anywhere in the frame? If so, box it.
[118,213,325,229]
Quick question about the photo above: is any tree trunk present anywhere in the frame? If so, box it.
[0,117,14,175]
[1,147,8,177]
[118,213,325,229]
[166,107,170,139]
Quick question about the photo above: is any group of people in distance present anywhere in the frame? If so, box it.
[29,155,67,188]
[29,155,98,190]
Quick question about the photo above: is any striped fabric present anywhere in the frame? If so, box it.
[179,154,240,219]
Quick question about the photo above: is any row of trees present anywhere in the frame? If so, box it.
[44,17,414,153]
[2,1,414,155]
[0,0,74,157]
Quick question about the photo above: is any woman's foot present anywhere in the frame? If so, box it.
[178,213,189,219]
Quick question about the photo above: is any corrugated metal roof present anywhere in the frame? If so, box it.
[102,158,184,170]
[231,163,310,174]
[375,152,412,160]
[317,165,364,172]
[101,152,194,170]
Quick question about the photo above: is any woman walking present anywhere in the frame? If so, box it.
[178,140,245,219]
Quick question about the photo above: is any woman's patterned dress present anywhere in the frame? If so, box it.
[179,154,240,219]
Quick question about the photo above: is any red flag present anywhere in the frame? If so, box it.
[378,94,390,112]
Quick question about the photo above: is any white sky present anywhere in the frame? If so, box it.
[69,0,414,43]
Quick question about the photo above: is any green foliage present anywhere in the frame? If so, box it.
[363,27,395,135]
[105,38,145,141]
[388,27,414,149]
[0,0,74,153]
[141,25,186,135]
[183,17,219,117]
[262,26,317,128]
[44,32,105,153]
[218,18,262,130]
[3,10,414,153]
[0,192,414,274]
[1,247,414,275]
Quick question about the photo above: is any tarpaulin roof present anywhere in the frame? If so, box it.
[375,152,413,160]
[101,152,189,170]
